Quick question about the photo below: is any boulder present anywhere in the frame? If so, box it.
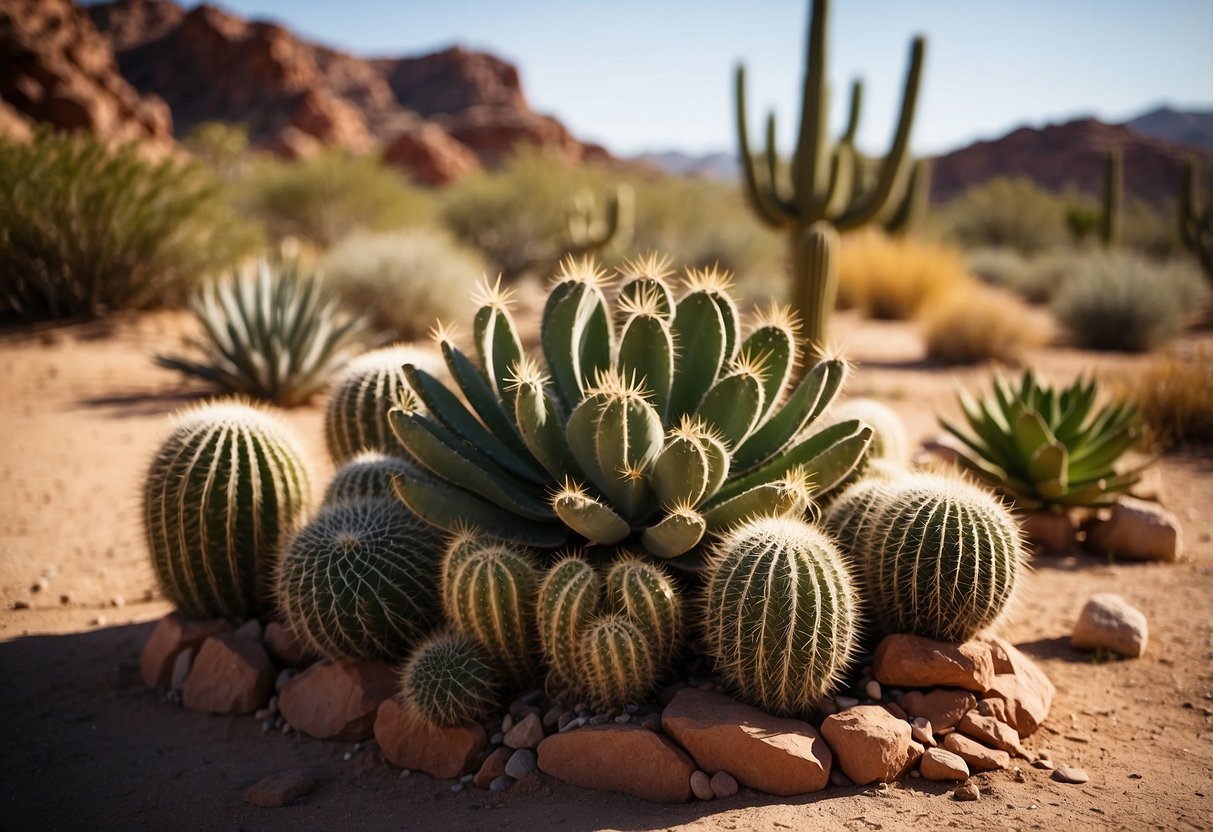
[537,723,694,804]
[140,612,231,688]
[375,698,486,779]
[896,688,977,731]
[277,660,395,741]
[919,747,970,781]
[873,635,995,692]
[1071,593,1148,658]
[820,705,920,786]
[941,732,1010,772]
[1083,497,1181,562]
[182,634,274,714]
[661,688,832,796]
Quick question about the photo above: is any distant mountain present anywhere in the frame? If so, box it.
[631,150,740,181]
[1125,106,1213,153]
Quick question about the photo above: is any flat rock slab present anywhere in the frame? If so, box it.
[942,732,1010,772]
[873,634,995,692]
[957,711,1023,755]
[1071,593,1148,658]
[662,688,831,796]
[278,660,395,742]
[538,723,694,803]
[182,634,273,715]
[821,705,920,786]
[919,747,969,781]
[244,770,316,808]
[375,698,486,779]
[140,613,231,688]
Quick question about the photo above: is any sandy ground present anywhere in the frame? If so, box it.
[1,309,1211,832]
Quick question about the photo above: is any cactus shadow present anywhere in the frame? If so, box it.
[1012,635,1089,664]
[76,386,213,418]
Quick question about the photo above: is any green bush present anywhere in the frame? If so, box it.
[1051,251,1207,351]
[940,177,1070,254]
[0,130,254,322]
[235,151,433,248]
[321,228,487,341]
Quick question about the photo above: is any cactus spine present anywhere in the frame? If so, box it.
[441,532,540,689]
[826,472,1022,642]
[735,0,927,346]
[576,613,656,710]
[324,345,442,464]
[275,498,446,661]
[143,401,311,621]
[702,517,858,716]
[323,451,424,505]
[400,630,499,727]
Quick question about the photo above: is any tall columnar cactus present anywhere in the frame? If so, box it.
[701,517,859,716]
[1180,156,1213,282]
[566,184,635,256]
[274,498,446,661]
[323,451,425,506]
[390,257,872,571]
[575,613,656,710]
[441,532,541,689]
[400,629,499,727]
[1101,147,1123,249]
[143,401,311,621]
[826,471,1022,642]
[735,0,927,345]
[324,344,443,465]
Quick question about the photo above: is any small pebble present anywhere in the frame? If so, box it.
[274,669,296,691]
[500,714,514,734]
[835,696,860,709]
[490,732,504,746]
[460,773,474,784]
[489,775,513,793]
[1013,767,1026,783]
[865,680,882,701]
[1052,765,1089,784]
[829,769,852,787]
[909,770,921,779]
[13,599,32,610]
[91,615,107,626]
[710,771,739,799]
[31,578,49,593]
[614,714,631,724]
[911,717,934,747]
[254,707,274,721]
[398,769,411,778]
[626,703,639,714]
[542,705,564,729]
[641,718,659,731]
[234,619,262,640]
[690,770,714,801]
[954,783,980,802]
[451,782,465,793]
[505,749,537,779]
[109,594,125,608]
[588,714,611,726]
[59,594,71,605]
[557,713,575,731]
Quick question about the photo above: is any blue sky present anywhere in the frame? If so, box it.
[154,0,1213,156]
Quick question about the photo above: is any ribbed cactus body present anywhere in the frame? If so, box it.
[576,613,656,709]
[323,451,425,505]
[275,498,445,661]
[702,517,858,716]
[143,401,311,621]
[537,555,601,683]
[442,535,540,689]
[826,472,1022,641]
[604,555,681,662]
[400,630,498,727]
[324,345,442,464]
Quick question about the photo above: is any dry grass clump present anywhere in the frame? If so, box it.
[838,231,972,320]
[920,285,1051,365]
[1119,343,1213,449]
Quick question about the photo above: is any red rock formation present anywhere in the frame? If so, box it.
[0,0,171,145]
[382,123,481,186]
[376,46,527,117]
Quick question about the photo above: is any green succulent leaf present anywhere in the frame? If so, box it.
[668,290,727,420]
[392,476,566,547]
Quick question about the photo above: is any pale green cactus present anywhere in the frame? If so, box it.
[575,612,656,710]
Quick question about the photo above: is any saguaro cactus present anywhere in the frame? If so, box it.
[1101,147,1123,249]
[735,0,927,346]
[1180,156,1213,282]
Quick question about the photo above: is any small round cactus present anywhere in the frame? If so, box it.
[143,400,311,621]
[323,451,425,505]
[323,344,442,465]
[828,471,1022,642]
[701,516,859,716]
[575,613,656,710]
[603,554,682,662]
[400,630,499,727]
[275,498,446,661]
[441,532,540,689]
[537,555,601,684]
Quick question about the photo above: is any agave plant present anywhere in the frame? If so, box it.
[940,369,1145,509]
[389,255,872,570]
[156,258,368,406]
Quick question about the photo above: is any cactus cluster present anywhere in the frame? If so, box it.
[827,471,1022,642]
[400,630,499,727]
[143,401,311,621]
[274,498,446,661]
[390,257,872,569]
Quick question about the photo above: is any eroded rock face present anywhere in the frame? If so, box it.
[537,724,695,804]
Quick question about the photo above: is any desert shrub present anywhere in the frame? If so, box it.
[920,285,1050,365]
[940,177,1070,254]
[321,228,487,341]
[0,130,254,322]
[1120,343,1213,448]
[184,121,251,182]
[235,151,433,248]
[1052,252,1208,351]
[968,247,1029,290]
[837,230,972,320]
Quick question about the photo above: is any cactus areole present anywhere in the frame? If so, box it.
[734,0,927,347]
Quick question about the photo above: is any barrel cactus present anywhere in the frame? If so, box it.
[537,555,601,684]
[603,554,682,662]
[826,471,1023,641]
[400,630,499,727]
[390,257,872,570]
[701,516,859,716]
[274,498,446,661]
[324,344,443,464]
[441,531,540,689]
[323,451,425,505]
[576,613,656,710]
[143,400,311,621]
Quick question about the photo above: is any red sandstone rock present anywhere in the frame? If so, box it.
[277,660,395,742]
[661,688,832,796]
[139,612,231,688]
[982,636,1055,737]
[1020,510,1077,555]
[896,688,977,731]
[473,747,512,789]
[942,732,1011,772]
[182,634,274,714]
[956,711,1023,755]
[820,705,920,786]
[537,724,694,804]
[263,622,316,668]
[243,769,315,808]
[374,698,487,779]
[1083,497,1181,562]
[383,124,480,186]
[919,747,970,781]
[873,634,995,692]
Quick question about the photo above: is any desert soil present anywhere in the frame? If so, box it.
[1,309,1211,832]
